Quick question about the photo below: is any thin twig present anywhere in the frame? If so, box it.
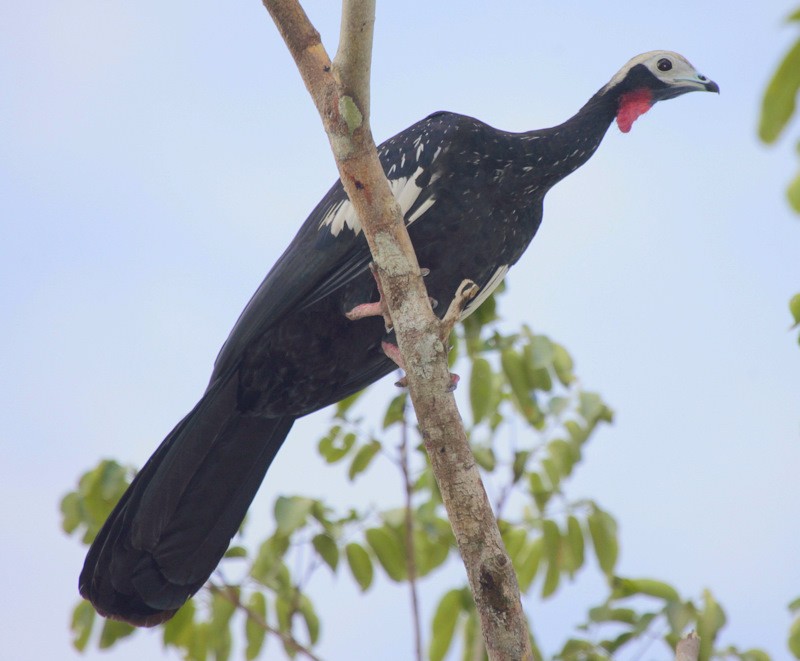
[399,400,423,661]
[209,583,323,661]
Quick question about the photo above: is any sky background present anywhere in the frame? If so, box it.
[2,1,799,659]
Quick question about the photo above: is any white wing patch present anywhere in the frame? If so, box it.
[460,265,510,320]
[319,164,440,237]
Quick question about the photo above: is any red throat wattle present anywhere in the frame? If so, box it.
[616,89,654,133]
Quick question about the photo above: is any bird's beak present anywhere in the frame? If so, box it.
[657,72,719,101]
[681,74,719,93]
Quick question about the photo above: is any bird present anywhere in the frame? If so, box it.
[80,50,718,626]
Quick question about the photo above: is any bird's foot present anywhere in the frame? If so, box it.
[440,279,480,340]
[345,263,435,332]
[344,263,393,332]
[382,341,460,392]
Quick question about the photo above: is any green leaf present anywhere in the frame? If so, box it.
[274,496,315,535]
[697,589,727,661]
[461,610,481,661]
[548,439,577,477]
[210,588,237,653]
[98,618,135,649]
[788,172,800,213]
[70,601,95,651]
[516,537,543,591]
[579,391,604,423]
[790,293,800,328]
[412,516,454,576]
[472,444,496,471]
[665,600,695,635]
[318,427,356,463]
[66,460,132,543]
[541,519,561,598]
[560,638,596,658]
[502,525,527,561]
[348,439,381,481]
[588,605,637,624]
[383,392,408,429]
[741,650,772,661]
[523,338,553,391]
[345,542,374,591]
[540,549,560,598]
[527,334,555,368]
[60,492,81,535]
[469,357,493,423]
[429,589,463,661]
[245,593,267,660]
[588,508,618,576]
[312,533,339,572]
[163,600,196,649]
[502,347,543,426]
[528,472,551,512]
[298,594,320,645]
[512,450,529,483]
[789,596,800,613]
[760,38,800,143]
[563,515,585,573]
[613,577,680,602]
[603,630,635,654]
[551,342,575,385]
[189,623,209,661]
[365,527,407,581]
[789,615,800,658]
[335,389,364,418]
[541,457,560,487]
[251,535,290,585]
[548,396,570,417]
[275,593,292,637]
[224,545,248,559]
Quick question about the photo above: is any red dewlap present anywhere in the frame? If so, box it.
[616,89,654,133]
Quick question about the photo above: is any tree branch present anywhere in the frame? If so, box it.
[399,405,423,661]
[674,631,700,661]
[260,2,533,658]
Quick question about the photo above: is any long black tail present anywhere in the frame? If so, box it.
[79,374,295,626]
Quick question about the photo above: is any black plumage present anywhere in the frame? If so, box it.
[80,51,717,626]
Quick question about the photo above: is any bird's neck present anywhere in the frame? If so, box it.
[517,87,619,192]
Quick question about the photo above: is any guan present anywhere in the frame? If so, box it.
[80,51,718,626]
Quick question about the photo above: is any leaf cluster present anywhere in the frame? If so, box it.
[62,289,769,660]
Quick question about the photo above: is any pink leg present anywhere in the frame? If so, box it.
[382,341,459,391]
[344,264,392,331]
[345,301,386,321]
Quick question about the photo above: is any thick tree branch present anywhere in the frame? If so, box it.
[261,2,533,658]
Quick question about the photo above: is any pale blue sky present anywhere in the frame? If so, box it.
[2,1,799,659]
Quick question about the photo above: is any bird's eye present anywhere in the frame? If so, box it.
[657,58,673,72]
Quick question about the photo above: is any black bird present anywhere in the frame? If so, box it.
[80,51,718,626]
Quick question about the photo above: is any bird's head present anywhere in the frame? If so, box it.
[602,51,719,133]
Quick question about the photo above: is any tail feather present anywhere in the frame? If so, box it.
[79,375,295,626]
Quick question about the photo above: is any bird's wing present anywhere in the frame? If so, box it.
[210,111,462,381]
